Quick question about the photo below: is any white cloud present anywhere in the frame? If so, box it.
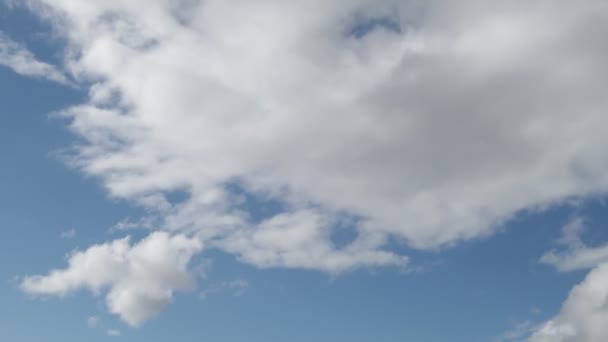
[529,262,608,342]
[530,219,608,341]
[107,329,121,337]
[0,31,69,84]
[540,218,608,272]
[21,232,202,326]
[217,209,406,273]
[15,0,608,328]
[25,0,608,252]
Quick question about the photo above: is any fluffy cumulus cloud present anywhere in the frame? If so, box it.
[11,0,608,326]
[21,232,202,326]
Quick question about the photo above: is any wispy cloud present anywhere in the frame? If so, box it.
[199,278,250,300]
[86,315,100,329]
[60,228,77,239]
[107,329,121,337]
[540,218,608,272]
[492,320,537,342]
[0,32,69,84]
[223,279,249,297]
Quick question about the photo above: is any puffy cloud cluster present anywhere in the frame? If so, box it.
[21,232,202,326]
[8,0,608,327]
[25,0,608,253]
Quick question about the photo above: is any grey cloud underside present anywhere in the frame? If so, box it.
[17,0,608,327]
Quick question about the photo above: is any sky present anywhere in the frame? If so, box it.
[2,1,608,341]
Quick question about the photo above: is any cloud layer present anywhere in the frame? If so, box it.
[11,0,608,327]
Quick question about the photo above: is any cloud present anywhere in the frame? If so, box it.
[86,315,100,329]
[0,31,69,84]
[60,228,77,239]
[111,216,157,232]
[25,0,608,252]
[200,278,250,300]
[492,320,536,342]
[540,218,608,272]
[223,279,249,297]
[107,329,121,337]
[21,232,202,326]
[16,0,608,327]
[217,209,406,273]
[530,219,608,341]
[529,262,608,342]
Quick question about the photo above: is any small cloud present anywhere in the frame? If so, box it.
[20,232,202,327]
[556,217,586,246]
[401,259,444,275]
[540,217,608,272]
[198,288,218,301]
[0,32,71,85]
[193,258,213,279]
[199,278,250,300]
[86,315,100,329]
[223,279,249,297]
[492,320,537,342]
[60,229,77,239]
[110,216,157,232]
[107,329,121,337]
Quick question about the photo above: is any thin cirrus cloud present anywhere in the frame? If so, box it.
[9,0,608,329]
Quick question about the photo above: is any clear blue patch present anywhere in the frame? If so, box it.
[164,189,191,206]
[329,213,363,249]
[0,4,69,67]
[348,16,402,39]
[224,181,287,224]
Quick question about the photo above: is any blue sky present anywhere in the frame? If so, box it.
[2,2,608,342]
